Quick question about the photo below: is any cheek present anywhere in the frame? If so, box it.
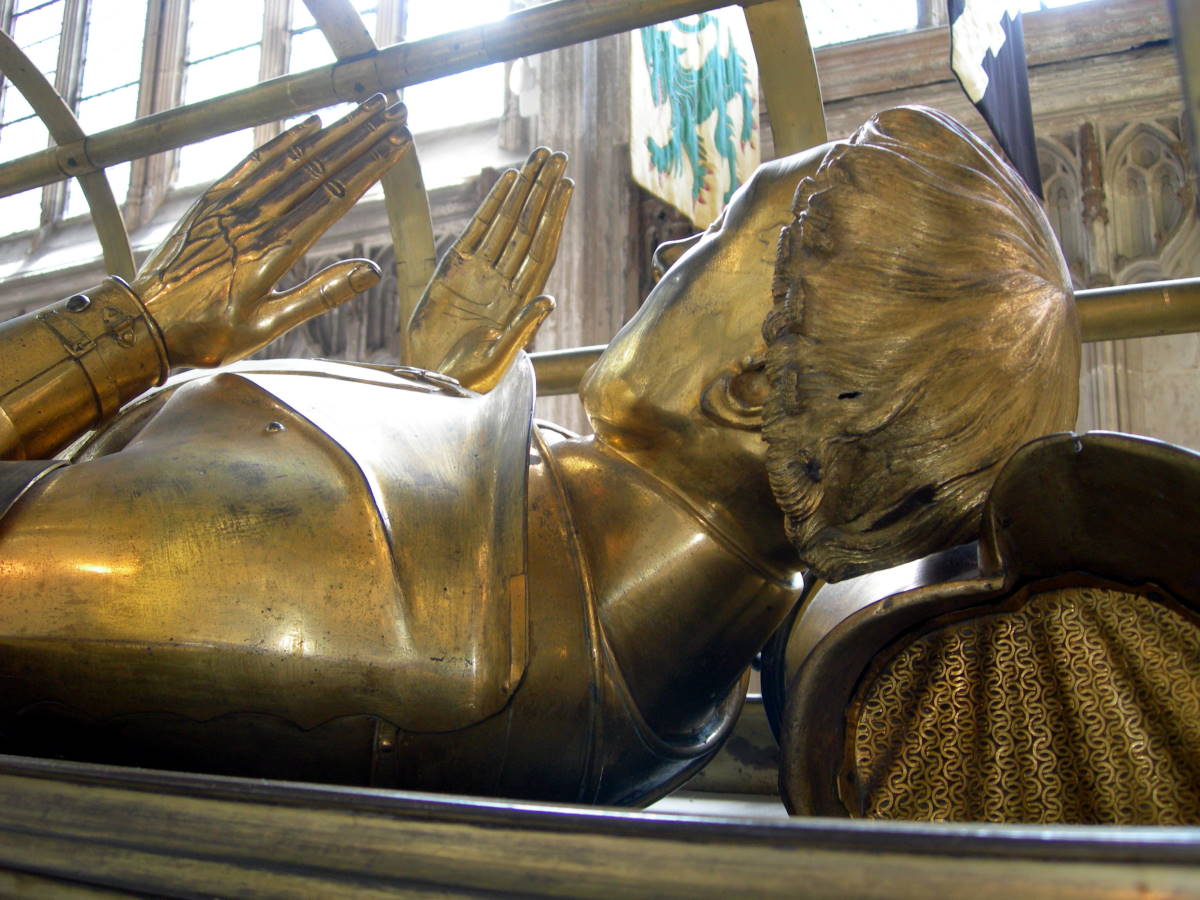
[583,372,637,419]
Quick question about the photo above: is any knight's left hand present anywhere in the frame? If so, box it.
[132,96,411,369]
[407,147,573,393]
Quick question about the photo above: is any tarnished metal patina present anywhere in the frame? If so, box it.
[0,104,1084,806]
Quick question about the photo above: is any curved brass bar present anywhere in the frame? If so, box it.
[743,0,827,155]
[529,277,1200,396]
[0,31,135,280]
[304,0,436,362]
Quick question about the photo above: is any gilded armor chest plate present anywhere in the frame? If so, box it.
[0,358,534,733]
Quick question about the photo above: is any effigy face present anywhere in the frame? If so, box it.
[578,143,831,571]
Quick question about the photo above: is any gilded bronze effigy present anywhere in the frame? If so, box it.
[0,104,1108,810]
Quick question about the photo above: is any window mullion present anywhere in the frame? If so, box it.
[40,0,88,226]
[255,0,290,147]
[376,0,403,47]
[125,0,189,229]
[0,0,17,118]
[55,0,88,108]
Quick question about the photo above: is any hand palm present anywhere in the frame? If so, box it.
[408,148,573,392]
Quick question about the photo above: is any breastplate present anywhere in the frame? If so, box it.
[0,357,534,734]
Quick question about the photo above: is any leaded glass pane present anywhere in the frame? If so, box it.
[401,0,507,134]
[178,3,264,188]
[0,116,48,163]
[404,0,507,40]
[187,0,265,63]
[80,0,148,98]
[403,66,504,134]
[0,187,45,237]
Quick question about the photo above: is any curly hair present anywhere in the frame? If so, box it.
[762,106,1080,582]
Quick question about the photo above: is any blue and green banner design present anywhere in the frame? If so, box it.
[631,10,760,228]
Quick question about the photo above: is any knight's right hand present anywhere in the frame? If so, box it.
[131,95,411,369]
[407,147,573,393]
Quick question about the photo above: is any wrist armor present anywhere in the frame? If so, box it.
[0,278,169,459]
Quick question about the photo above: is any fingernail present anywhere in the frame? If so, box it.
[349,261,380,292]
[364,93,386,110]
[385,101,407,121]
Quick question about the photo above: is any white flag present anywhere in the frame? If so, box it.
[630,10,760,229]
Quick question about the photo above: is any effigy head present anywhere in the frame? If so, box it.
[763,105,1080,582]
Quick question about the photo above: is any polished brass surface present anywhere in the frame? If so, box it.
[683,695,781,795]
[0,278,166,460]
[0,459,64,519]
[0,102,1171,815]
[1075,277,1200,341]
[0,31,134,280]
[758,543,978,741]
[0,354,772,802]
[744,0,827,155]
[132,100,409,370]
[0,99,410,460]
[0,359,534,733]
[781,431,1200,825]
[0,102,822,803]
[762,106,1079,581]
[579,140,832,580]
[0,0,773,200]
[530,343,607,396]
[406,147,573,390]
[529,278,1200,395]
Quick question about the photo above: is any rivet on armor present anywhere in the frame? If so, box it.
[65,294,90,312]
[265,421,285,434]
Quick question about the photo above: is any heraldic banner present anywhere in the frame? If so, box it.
[948,0,1043,198]
[630,9,760,229]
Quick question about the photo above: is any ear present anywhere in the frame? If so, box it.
[701,352,769,431]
